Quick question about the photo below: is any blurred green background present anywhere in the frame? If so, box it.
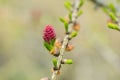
[0,0,120,80]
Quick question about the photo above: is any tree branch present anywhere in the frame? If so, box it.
[51,0,81,80]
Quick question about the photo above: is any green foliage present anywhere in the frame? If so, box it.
[64,0,72,11]
[44,41,53,51]
[61,0,84,33]
[68,13,72,20]
[70,31,78,38]
[79,0,84,8]
[59,17,66,23]
[102,7,109,15]
[64,22,69,32]
[77,10,83,17]
[65,59,73,64]
[108,12,118,22]
[107,23,120,31]
[59,17,69,32]
[52,58,57,67]
[108,3,116,14]
[102,3,118,22]
[50,39,56,46]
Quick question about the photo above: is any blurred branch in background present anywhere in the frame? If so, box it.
[90,0,108,9]
[89,0,120,73]
[90,0,120,31]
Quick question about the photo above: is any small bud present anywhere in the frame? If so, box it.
[61,59,73,64]
[73,23,80,31]
[108,12,118,22]
[50,47,59,56]
[107,22,120,31]
[57,70,60,75]
[59,17,69,32]
[40,77,49,80]
[77,10,83,17]
[64,1,72,11]
[108,3,116,14]
[66,44,74,51]
[107,19,112,23]
[70,31,78,38]
[51,68,60,75]
[44,41,53,51]
[52,58,57,68]
[64,15,70,23]
[54,39,62,49]
[79,0,84,8]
